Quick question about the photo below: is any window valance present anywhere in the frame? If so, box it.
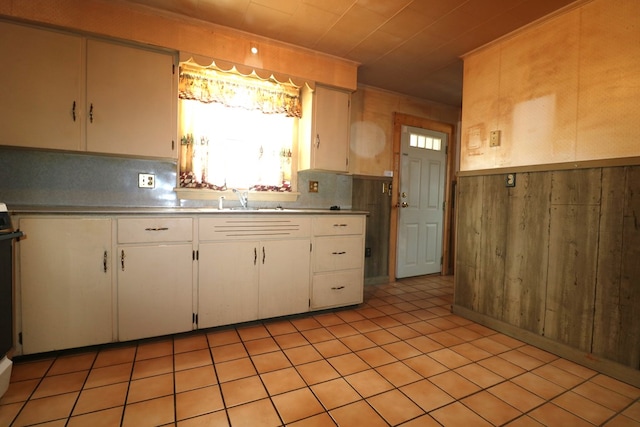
[179,61,302,118]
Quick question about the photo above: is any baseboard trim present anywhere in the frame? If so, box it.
[452,304,640,388]
[364,276,389,285]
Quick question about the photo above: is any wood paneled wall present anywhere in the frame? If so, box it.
[455,166,640,375]
[352,177,392,284]
[350,86,460,177]
[460,0,640,171]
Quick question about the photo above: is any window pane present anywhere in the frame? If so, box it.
[179,99,294,190]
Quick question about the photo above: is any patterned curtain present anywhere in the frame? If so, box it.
[179,63,301,118]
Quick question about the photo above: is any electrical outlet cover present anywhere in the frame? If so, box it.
[138,173,155,188]
[490,130,501,147]
[505,173,516,187]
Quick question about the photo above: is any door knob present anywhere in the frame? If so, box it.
[401,202,408,208]
[401,192,407,198]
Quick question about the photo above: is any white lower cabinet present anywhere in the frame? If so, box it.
[16,213,365,355]
[117,217,194,341]
[198,241,259,328]
[311,216,365,310]
[258,239,311,319]
[198,216,311,328]
[18,217,113,354]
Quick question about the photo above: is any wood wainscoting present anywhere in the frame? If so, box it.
[352,176,392,285]
[454,165,640,385]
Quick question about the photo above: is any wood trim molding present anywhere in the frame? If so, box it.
[390,113,457,279]
[457,156,640,177]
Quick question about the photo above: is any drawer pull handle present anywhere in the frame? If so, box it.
[103,250,108,273]
[331,286,345,290]
[145,227,169,231]
[121,250,125,271]
[333,224,348,227]
[332,251,346,255]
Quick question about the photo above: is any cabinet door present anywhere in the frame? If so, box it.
[313,86,350,172]
[19,218,112,354]
[198,241,259,328]
[259,239,310,319]
[0,22,83,150]
[118,243,193,341]
[86,39,175,158]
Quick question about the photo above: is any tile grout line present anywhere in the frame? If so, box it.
[64,350,99,427]
[203,332,233,427]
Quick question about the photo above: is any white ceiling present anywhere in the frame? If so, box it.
[120,0,578,106]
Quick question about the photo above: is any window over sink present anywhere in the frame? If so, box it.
[177,61,301,198]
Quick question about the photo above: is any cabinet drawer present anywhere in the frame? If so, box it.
[199,216,311,241]
[118,217,192,243]
[313,236,363,272]
[312,215,365,236]
[312,270,363,309]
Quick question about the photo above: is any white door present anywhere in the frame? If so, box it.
[86,39,175,157]
[312,86,350,172]
[198,241,260,328]
[0,21,83,151]
[396,126,447,278]
[118,243,193,341]
[20,218,113,354]
[259,239,310,319]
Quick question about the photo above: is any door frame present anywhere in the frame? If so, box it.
[390,113,456,280]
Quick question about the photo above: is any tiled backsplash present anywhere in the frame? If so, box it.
[0,147,352,209]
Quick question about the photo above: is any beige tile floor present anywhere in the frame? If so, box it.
[1,275,639,426]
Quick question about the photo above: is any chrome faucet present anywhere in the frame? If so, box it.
[232,189,249,209]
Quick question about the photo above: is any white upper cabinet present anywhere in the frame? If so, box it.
[0,21,83,151]
[86,39,175,157]
[298,85,351,172]
[0,21,176,158]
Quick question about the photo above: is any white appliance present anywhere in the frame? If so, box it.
[0,203,22,397]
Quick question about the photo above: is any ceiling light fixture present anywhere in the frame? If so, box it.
[250,44,258,55]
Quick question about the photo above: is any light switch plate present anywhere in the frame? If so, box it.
[309,180,319,193]
[490,130,501,147]
[138,173,155,188]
